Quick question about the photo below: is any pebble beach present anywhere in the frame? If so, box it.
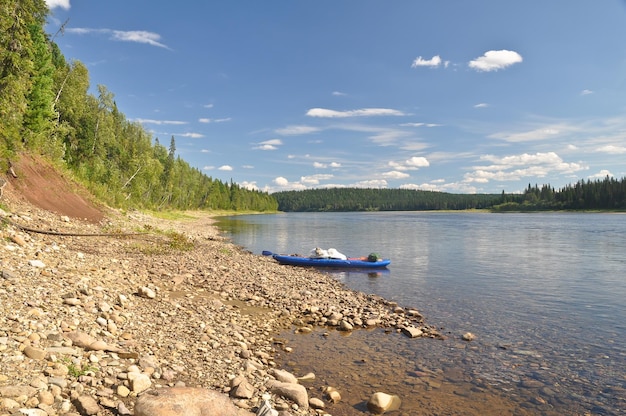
[0,191,443,416]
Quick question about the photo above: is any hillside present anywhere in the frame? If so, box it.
[4,154,106,223]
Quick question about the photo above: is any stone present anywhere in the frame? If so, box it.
[339,320,353,331]
[23,345,47,360]
[462,332,475,341]
[309,397,325,409]
[323,386,341,403]
[401,326,423,338]
[138,286,156,299]
[73,395,101,415]
[229,376,254,399]
[134,387,254,416]
[367,392,401,414]
[297,372,315,382]
[268,380,309,409]
[129,372,152,394]
[270,369,298,384]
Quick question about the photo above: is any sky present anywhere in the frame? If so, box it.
[44,0,626,194]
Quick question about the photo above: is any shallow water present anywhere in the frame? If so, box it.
[216,212,626,415]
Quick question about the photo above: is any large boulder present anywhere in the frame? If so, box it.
[134,387,254,416]
[367,392,401,414]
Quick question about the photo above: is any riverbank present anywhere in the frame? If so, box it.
[0,185,442,415]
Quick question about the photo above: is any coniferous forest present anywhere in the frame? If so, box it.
[2,1,624,214]
[273,177,626,212]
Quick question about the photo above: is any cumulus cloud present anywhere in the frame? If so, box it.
[353,179,388,188]
[382,171,411,179]
[241,181,258,191]
[45,0,70,9]
[596,144,626,154]
[464,152,587,184]
[469,50,523,72]
[306,108,406,118]
[218,165,233,171]
[66,28,170,49]
[388,156,430,171]
[411,55,443,68]
[274,177,289,186]
[588,170,613,180]
[581,89,593,95]
[300,174,334,185]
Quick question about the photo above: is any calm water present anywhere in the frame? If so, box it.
[216,212,626,415]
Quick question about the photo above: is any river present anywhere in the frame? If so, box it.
[215,212,626,415]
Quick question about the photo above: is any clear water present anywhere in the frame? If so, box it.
[216,212,626,415]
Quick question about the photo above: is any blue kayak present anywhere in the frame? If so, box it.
[272,254,391,269]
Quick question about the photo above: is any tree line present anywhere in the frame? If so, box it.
[273,188,503,211]
[273,177,626,212]
[0,0,277,212]
[494,176,626,211]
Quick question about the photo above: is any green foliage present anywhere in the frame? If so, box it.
[0,3,278,213]
[492,177,626,211]
[273,188,502,212]
[61,357,98,378]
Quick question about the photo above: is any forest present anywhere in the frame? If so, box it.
[2,1,624,215]
[273,176,626,212]
[0,0,277,212]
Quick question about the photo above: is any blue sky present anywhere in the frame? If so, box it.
[45,1,626,194]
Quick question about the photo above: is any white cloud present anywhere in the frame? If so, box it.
[313,162,327,168]
[464,152,587,184]
[300,174,334,185]
[406,156,430,168]
[388,156,429,171]
[135,118,187,125]
[202,165,215,170]
[474,103,489,108]
[330,162,341,168]
[112,30,169,48]
[255,139,282,150]
[354,179,388,188]
[199,117,231,123]
[45,0,70,9]
[411,55,442,68]
[218,165,233,171]
[241,181,258,191]
[489,124,572,143]
[274,177,289,186]
[588,170,613,180]
[596,144,626,154]
[204,104,214,109]
[306,108,406,118]
[469,50,523,72]
[66,28,169,49]
[332,91,347,96]
[382,171,410,179]
[275,125,320,135]
[178,132,204,138]
[581,89,593,96]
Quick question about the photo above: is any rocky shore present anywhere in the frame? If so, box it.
[0,192,441,416]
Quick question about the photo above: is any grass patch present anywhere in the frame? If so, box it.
[62,357,98,377]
